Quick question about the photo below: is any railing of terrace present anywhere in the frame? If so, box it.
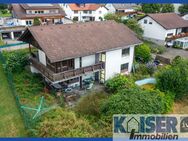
[30,57,105,82]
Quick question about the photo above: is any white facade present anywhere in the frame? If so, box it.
[38,49,46,66]
[138,16,183,45]
[105,46,134,80]
[105,4,135,14]
[62,4,108,22]
[182,14,188,21]
[105,4,116,13]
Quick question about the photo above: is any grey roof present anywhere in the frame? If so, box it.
[112,4,138,10]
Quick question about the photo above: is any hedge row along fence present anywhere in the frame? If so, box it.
[0,51,38,129]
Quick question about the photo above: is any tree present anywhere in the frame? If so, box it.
[156,57,188,99]
[161,4,174,13]
[178,4,188,14]
[104,13,121,23]
[141,4,161,13]
[135,43,152,63]
[123,19,143,39]
[0,4,8,10]
[33,17,41,26]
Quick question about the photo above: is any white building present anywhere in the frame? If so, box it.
[11,4,71,26]
[19,21,141,89]
[105,4,138,14]
[182,14,188,21]
[61,4,108,22]
[138,13,188,45]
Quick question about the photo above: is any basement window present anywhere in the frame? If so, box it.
[121,63,129,72]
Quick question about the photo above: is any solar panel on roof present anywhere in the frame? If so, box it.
[27,4,53,7]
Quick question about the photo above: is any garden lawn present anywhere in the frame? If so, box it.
[0,64,26,137]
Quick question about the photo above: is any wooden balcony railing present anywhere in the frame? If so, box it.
[30,57,105,82]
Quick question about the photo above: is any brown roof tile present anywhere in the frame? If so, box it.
[147,13,188,29]
[19,21,142,63]
[11,4,66,19]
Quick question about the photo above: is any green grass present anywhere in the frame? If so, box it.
[0,64,26,137]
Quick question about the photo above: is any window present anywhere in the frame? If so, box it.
[83,10,88,14]
[73,16,78,21]
[144,19,147,24]
[121,63,129,72]
[74,10,78,14]
[99,10,102,14]
[167,33,173,37]
[28,10,32,14]
[26,20,32,25]
[122,48,130,57]
[149,21,152,24]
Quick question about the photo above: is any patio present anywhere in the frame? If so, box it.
[62,82,105,107]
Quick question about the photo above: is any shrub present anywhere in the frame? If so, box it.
[3,49,29,73]
[135,43,152,63]
[157,46,166,54]
[104,13,121,23]
[100,88,170,120]
[124,19,143,39]
[105,74,135,93]
[74,92,108,117]
[30,108,94,137]
[146,62,157,76]
[33,17,41,26]
[156,57,188,99]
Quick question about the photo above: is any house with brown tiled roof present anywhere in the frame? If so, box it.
[11,4,72,26]
[138,13,188,45]
[19,21,141,90]
[61,4,108,22]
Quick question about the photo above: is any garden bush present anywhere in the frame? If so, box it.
[156,57,188,99]
[105,74,135,93]
[3,49,29,73]
[74,92,108,117]
[146,62,157,76]
[30,108,94,137]
[100,87,171,120]
[135,43,151,63]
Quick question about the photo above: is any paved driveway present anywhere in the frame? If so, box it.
[160,48,188,60]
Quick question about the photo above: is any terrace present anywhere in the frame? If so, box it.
[30,56,105,83]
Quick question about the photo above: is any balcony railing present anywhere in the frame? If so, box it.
[30,57,105,82]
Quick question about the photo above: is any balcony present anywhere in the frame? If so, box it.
[30,57,105,82]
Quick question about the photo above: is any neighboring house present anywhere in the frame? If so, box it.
[105,4,138,14]
[19,21,141,88]
[11,4,68,26]
[182,14,188,21]
[173,4,182,14]
[61,4,108,22]
[138,13,188,45]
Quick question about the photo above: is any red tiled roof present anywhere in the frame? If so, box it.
[68,4,101,11]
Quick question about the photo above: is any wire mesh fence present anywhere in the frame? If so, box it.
[0,51,38,129]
